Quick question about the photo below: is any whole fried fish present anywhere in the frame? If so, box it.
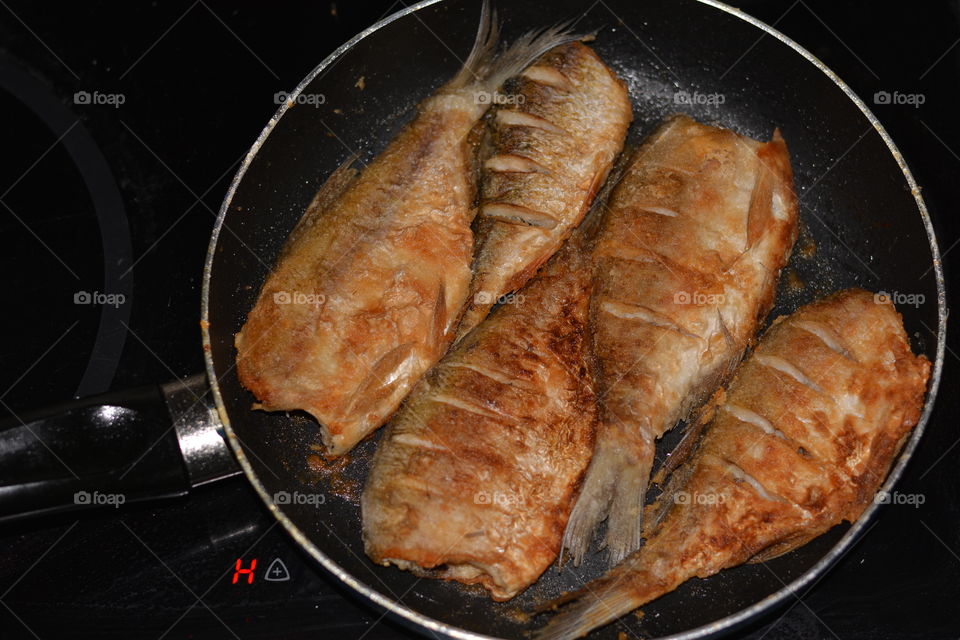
[235,5,578,455]
[362,230,596,601]
[455,41,631,339]
[564,115,799,566]
[536,288,931,639]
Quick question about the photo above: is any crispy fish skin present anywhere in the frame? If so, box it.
[456,41,631,339]
[536,289,931,639]
[563,115,799,566]
[235,8,578,456]
[362,234,596,601]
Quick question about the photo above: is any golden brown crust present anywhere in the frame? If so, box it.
[653,288,931,572]
[457,42,632,339]
[235,89,485,456]
[564,115,800,565]
[232,10,590,456]
[362,235,596,601]
[536,289,931,640]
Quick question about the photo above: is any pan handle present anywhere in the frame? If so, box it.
[0,374,240,523]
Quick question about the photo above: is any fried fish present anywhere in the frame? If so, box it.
[235,5,578,455]
[537,288,931,639]
[362,230,596,601]
[455,41,631,339]
[564,115,799,565]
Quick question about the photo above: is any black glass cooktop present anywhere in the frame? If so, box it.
[0,1,957,638]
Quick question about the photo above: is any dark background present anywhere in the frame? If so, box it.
[0,1,956,638]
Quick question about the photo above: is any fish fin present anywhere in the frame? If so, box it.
[338,342,417,450]
[643,460,698,540]
[465,110,493,214]
[657,399,715,483]
[577,146,634,247]
[560,456,616,567]
[645,390,724,537]
[448,0,499,89]
[310,153,361,210]
[533,558,653,640]
[604,449,653,566]
[745,148,775,249]
[284,154,360,252]
[562,427,652,566]
[561,440,616,565]
[472,18,584,94]
[748,128,797,250]
[717,308,736,350]
[747,530,821,563]
[431,281,449,345]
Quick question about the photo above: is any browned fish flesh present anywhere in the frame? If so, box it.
[234,5,579,455]
[536,288,931,639]
[563,115,799,566]
[362,230,596,601]
[455,41,631,339]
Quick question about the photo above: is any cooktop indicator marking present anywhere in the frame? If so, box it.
[264,558,291,582]
[232,558,257,584]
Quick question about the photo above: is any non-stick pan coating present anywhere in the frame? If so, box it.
[202,0,945,638]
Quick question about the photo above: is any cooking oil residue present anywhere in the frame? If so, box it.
[305,448,361,502]
[503,606,531,624]
[798,230,816,259]
[786,269,806,292]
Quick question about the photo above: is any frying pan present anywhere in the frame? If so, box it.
[0,0,946,638]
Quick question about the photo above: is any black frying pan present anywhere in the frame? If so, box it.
[0,0,946,638]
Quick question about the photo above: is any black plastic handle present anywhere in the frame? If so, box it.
[0,374,239,523]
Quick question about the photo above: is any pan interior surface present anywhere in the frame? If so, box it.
[201,0,945,638]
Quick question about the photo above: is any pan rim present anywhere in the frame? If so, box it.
[200,1,948,638]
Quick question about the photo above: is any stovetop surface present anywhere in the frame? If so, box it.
[0,1,957,638]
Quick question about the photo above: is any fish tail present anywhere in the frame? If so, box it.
[448,0,499,89]
[452,2,583,93]
[604,452,652,566]
[562,426,653,566]
[533,557,658,640]
[480,20,583,92]
[561,441,616,565]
